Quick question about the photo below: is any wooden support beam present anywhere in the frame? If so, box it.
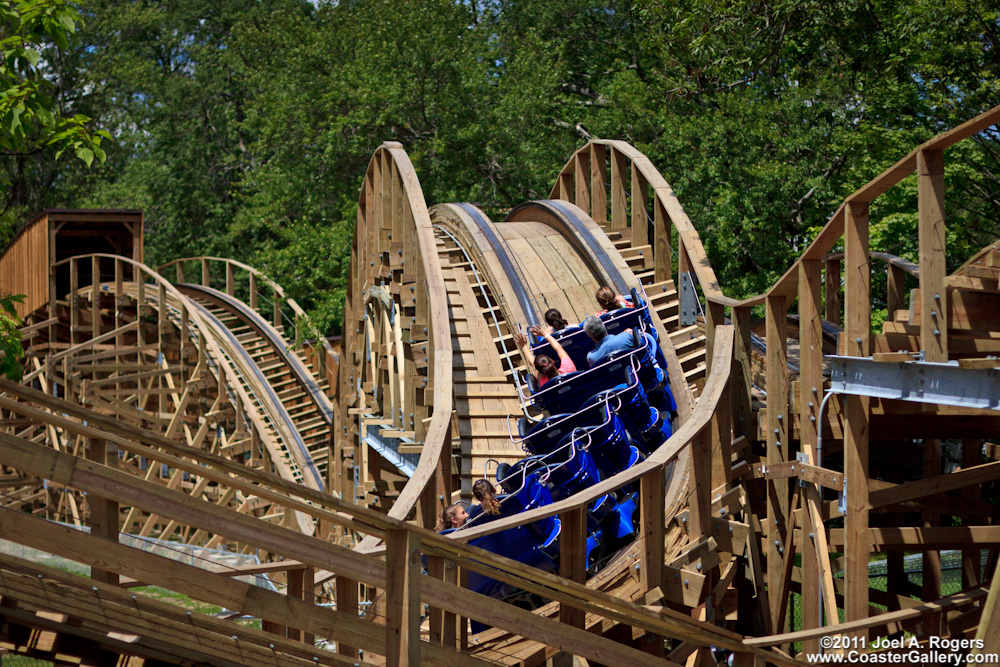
[85,438,118,587]
[336,575,359,660]
[385,528,420,667]
[824,258,841,327]
[844,201,871,633]
[918,148,947,360]
[963,439,983,589]
[590,144,607,223]
[765,294,789,632]
[799,258,823,650]
[559,507,587,631]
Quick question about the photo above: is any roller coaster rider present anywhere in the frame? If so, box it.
[583,316,648,367]
[514,325,577,387]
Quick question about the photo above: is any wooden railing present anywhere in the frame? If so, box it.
[157,255,338,383]
[702,103,1000,645]
[550,140,729,366]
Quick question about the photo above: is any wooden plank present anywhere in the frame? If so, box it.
[610,147,629,230]
[765,294,789,632]
[590,143,606,223]
[559,508,587,630]
[869,460,1000,509]
[843,202,870,635]
[798,256,824,653]
[745,586,989,647]
[918,149,947,359]
[632,164,649,248]
[385,529,421,667]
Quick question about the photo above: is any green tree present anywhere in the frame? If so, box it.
[0,0,108,240]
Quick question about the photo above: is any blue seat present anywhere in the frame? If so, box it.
[576,395,641,477]
[603,493,639,541]
[467,525,558,599]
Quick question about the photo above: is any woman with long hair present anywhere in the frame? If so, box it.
[514,324,577,388]
[473,479,501,516]
[544,308,569,332]
[595,286,633,314]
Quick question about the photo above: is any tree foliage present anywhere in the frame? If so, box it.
[8,0,1000,334]
[0,0,108,237]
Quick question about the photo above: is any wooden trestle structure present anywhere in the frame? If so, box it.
[0,107,999,666]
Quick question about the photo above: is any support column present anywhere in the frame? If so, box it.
[86,438,119,587]
[844,201,871,632]
[640,467,665,656]
[798,260,822,652]
[336,575,359,660]
[386,528,421,667]
[765,294,789,632]
[918,148,946,603]
[559,507,587,631]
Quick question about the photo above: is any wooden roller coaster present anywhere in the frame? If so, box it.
[0,106,999,667]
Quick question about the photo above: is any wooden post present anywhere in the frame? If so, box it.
[918,149,946,605]
[559,507,587,630]
[385,528,420,667]
[844,201,871,632]
[705,300,725,374]
[640,467,666,657]
[287,566,315,645]
[273,286,282,328]
[963,439,982,588]
[690,428,713,547]
[632,163,649,248]
[886,264,906,317]
[824,258,841,327]
[86,438,119,587]
[136,268,146,349]
[200,258,210,287]
[798,260,822,652]
[336,575,359,659]
[922,438,942,603]
[765,294,789,631]
[590,144,606,223]
[249,273,258,310]
[91,255,101,340]
[610,147,628,231]
[443,560,459,649]
[918,148,947,360]
[653,199,673,285]
[225,261,235,296]
[575,148,592,217]
[731,307,753,443]
[69,257,78,351]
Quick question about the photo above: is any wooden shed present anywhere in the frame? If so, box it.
[0,209,143,318]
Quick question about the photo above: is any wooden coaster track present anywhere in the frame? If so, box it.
[1,109,1000,665]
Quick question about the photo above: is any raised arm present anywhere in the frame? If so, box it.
[528,325,571,362]
[513,331,537,378]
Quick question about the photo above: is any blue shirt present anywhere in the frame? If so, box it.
[586,330,637,367]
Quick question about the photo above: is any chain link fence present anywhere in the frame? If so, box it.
[789,549,989,634]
